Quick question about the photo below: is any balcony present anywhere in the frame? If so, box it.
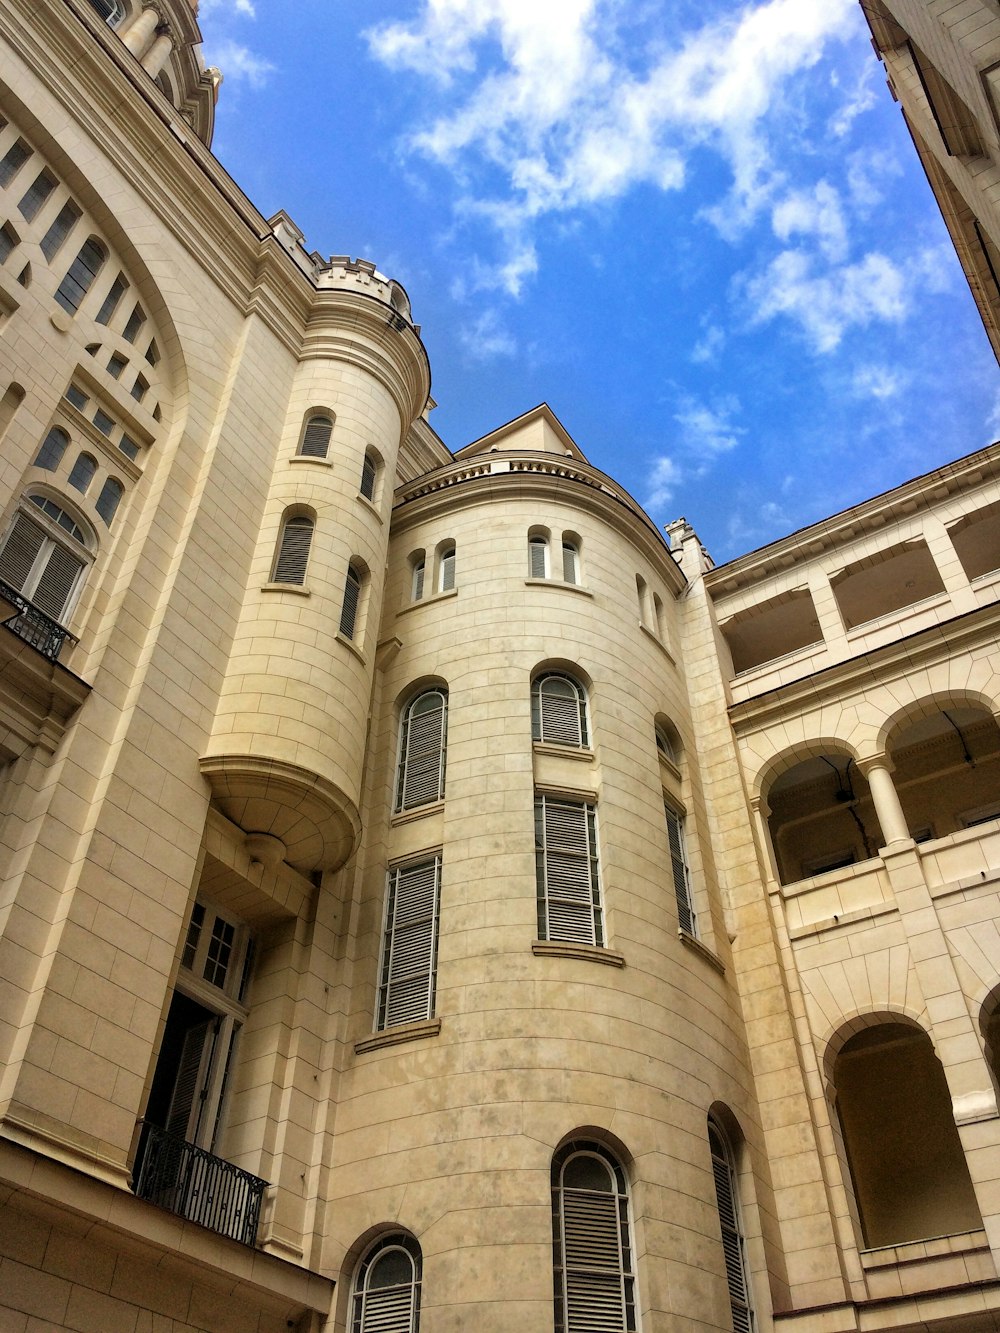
[1,576,76,661]
[133,1122,267,1247]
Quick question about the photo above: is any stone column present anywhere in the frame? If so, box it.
[121,5,159,58]
[141,28,174,78]
[856,753,910,847]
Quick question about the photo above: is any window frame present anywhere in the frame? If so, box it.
[535,793,603,947]
[708,1117,755,1333]
[665,803,696,936]
[552,1140,637,1333]
[340,561,363,639]
[376,855,442,1031]
[298,413,334,460]
[0,495,92,627]
[270,512,314,586]
[351,1233,422,1333]
[529,534,549,579]
[531,672,589,749]
[437,543,456,593]
[55,236,107,315]
[395,688,448,812]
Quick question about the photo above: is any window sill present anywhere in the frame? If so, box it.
[357,493,384,524]
[396,587,458,617]
[658,752,682,782]
[640,622,675,664]
[532,940,625,968]
[288,455,333,468]
[336,631,366,664]
[532,741,594,763]
[391,800,445,826]
[679,929,725,975]
[524,578,593,598]
[262,582,310,595]
[355,1017,441,1054]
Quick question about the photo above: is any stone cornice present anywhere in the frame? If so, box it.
[706,443,1000,595]
[393,453,686,592]
[728,600,1000,734]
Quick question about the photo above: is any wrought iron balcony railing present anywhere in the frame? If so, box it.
[0,578,77,661]
[133,1121,268,1247]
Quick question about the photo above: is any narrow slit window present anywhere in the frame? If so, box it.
[122,304,146,343]
[411,557,425,602]
[340,562,362,638]
[55,237,107,314]
[709,1119,755,1333]
[95,273,128,325]
[529,535,548,578]
[438,544,456,592]
[17,169,56,221]
[562,540,579,584]
[95,477,123,526]
[665,805,696,936]
[130,373,148,402]
[0,138,31,188]
[360,450,378,500]
[271,514,313,585]
[40,200,81,260]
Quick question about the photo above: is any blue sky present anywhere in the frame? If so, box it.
[197,0,999,562]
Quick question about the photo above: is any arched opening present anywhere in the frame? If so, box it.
[766,749,882,885]
[832,1020,981,1247]
[351,1232,422,1332]
[885,702,1000,840]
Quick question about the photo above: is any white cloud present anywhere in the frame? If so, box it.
[771,181,848,262]
[644,455,683,511]
[366,0,862,290]
[743,248,908,351]
[851,364,905,400]
[200,0,256,14]
[691,323,725,364]
[644,394,746,514]
[459,308,518,359]
[209,40,275,87]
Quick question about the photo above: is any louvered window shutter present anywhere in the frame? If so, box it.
[411,561,425,601]
[535,796,602,945]
[439,548,455,591]
[396,692,447,811]
[32,543,85,622]
[377,857,441,1029]
[710,1124,754,1333]
[360,452,377,499]
[554,1148,636,1333]
[300,416,332,458]
[666,807,696,935]
[340,565,361,637]
[165,1018,217,1142]
[562,542,578,583]
[0,512,46,593]
[534,675,587,747]
[352,1238,421,1333]
[273,516,313,585]
[529,537,547,578]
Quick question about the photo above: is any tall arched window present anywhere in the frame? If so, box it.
[33,426,69,471]
[665,804,696,936]
[68,452,97,494]
[95,477,124,526]
[55,237,107,314]
[271,513,313,585]
[89,0,126,24]
[708,1117,755,1333]
[340,561,363,638]
[552,1140,637,1332]
[299,414,333,459]
[561,538,579,584]
[438,543,456,592]
[532,673,588,748]
[410,554,426,602]
[351,1233,422,1333]
[360,449,379,500]
[0,496,89,625]
[529,534,549,578]
[396,689,448,811]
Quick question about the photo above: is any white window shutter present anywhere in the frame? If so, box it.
[529,538,547,578]
[0,512,46,592]
[562,543,578,583]
[300,416,332,458]
[273,516,313,584]
[396,693,447,810]
[710,1123,754,1333]
[439,548,455,591]
[666,807,696,935]
[536,796,602,945]
[378,858,441,1029]
[31,542,84,622]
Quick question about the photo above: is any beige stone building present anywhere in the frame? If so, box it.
[0,1,998,1330]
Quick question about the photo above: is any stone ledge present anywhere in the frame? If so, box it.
[678,930,725,975]
[532,940,625,968]
[355,1018,442,1055]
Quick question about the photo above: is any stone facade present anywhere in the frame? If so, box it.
[0,2,998,1331]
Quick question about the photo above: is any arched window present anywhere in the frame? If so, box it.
[299,414,333,459]
[529,534,549,578]
[438,543,456,592]
[665,804,696,936]
[95,272,128,326]
[95,477,124,526]
[396,689,447,811]
[552,1140,636,1332]
[708,1117,755,1333]
[532,673,588,748]
[271,513,313,585]
[360,449,379,501]
[410,554,426,602]
[55,237,107,314]
[89,0,126,24]
[654,722,677,765]
[832,1021,981,1246]
[68,453,97,494]
[351,1233,422,1333]
[33,426,69,471]
[340,561,363,638]
[561,538,579,584]
[0,497,88,625]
